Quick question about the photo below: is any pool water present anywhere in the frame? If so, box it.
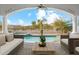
[24,35,59,43]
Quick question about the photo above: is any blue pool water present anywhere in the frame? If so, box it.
[24,35,58,43]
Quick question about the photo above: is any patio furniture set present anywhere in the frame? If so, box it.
[1,32,79,55]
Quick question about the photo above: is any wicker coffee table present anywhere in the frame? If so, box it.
[32,43,55,55]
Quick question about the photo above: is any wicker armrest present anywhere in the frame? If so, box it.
[74,40,79,47]
[60,34,69,39]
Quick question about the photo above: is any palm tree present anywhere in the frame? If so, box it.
[44,23,52,30]
[37,20,43,35]
[32,21,36,30]
[53,19,71,33]
[37,20,43,30]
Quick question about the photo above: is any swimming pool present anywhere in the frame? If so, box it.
[24,35,59,43]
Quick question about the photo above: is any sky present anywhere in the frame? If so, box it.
[0,7,72,26]
[0,16,3,25]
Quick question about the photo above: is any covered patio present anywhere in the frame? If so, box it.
[0,4,79,55]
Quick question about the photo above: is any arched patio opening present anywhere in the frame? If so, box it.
[1,4,77,34]
[6,7,73,34]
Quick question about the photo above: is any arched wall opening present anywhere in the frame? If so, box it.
[6,7,73,33]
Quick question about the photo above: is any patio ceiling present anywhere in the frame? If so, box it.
[0,4,79,16]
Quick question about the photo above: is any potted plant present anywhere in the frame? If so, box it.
[39,30,46,47]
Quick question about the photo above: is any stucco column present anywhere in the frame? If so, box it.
[2,15,8,34]
[71,15,77,33]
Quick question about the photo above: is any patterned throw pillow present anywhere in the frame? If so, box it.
[6,33,14,42]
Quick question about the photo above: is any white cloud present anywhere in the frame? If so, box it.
[36,9,46,20]
[36,10,60,24]
[8,19,12,24]
[47,11,54,15]
[8,19,30,26]
[46,13,60,24]
[18,19,30,26]
[45,10,60,24]
[18,19,24,25]
[23,23,31,26]
[28,13,31,16]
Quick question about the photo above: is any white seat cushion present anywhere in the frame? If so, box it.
[0,39,23,55]
[61,39,68,45]
[6,33,14,42]
[0,34,6,46]
[75,47,79,52]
